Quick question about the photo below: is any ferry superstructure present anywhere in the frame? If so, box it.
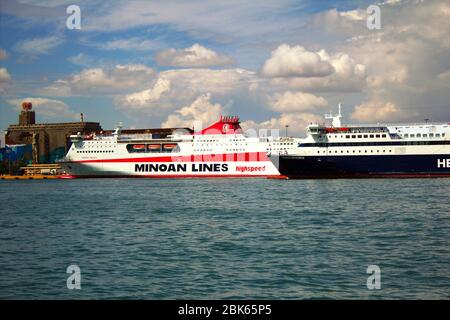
[59,116,288,178]
[275,105,450,178]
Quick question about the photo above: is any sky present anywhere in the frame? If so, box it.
[0,0,449,135]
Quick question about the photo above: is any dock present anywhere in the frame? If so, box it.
[1,174,60,180]
[0,164,63,180]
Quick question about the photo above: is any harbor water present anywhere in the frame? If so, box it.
[0,178,449,299]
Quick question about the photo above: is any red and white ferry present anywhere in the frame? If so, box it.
[59,116,285,178]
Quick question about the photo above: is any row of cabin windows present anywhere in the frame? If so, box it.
[343,134,387,139]
[77,150,113,153]
[401,133,443,138]
[195,138,245,142]
[327,134,387,139]
[193,149,246,152]
[195,143,248,146]
[81,145,115,148]
[317,149,393,154]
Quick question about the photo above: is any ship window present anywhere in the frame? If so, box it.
[364,135,368,138]
[351,135,356,138]
[346,135,350,139]
[422,134,427,138]
[416,133,421,137]
[375,134,380,138]
[435,133,440,137]
[404,134,409,138]
[370,135,374,138]
[429,133,434,137]
[357,135,362,138]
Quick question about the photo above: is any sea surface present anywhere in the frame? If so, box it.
[0,178,449,299]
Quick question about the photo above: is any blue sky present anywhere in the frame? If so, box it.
[1,0,449,134]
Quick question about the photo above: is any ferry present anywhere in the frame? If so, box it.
[274,105,450,178]
[59,116,292,178]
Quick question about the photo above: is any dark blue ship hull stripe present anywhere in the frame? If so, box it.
[278,154,450,177]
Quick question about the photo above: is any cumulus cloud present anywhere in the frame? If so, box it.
[13,0,448,129]
[6,97,79,120]
[101,37,162,51]
[0,49,7,60]
[0,67,11,83]
[325,0,450,122]
[116,78,171,110]
[155,44,234,67]
[67,53,95,67]
[266,50,366,92]
[242,112,323,136]
[162,93,222,128]
[115,68,255,113]
[40,64,156,96]
[0,67,12,94]
[15,35,63,55]
[159,68,254,96]
[271,91,328,113]
[261,44,335,78]
[351,100,403,123]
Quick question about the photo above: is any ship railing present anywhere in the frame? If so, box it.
[352,122,448,128]
[117,134,154,141]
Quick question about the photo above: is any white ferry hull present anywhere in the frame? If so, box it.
[61,159,279,178]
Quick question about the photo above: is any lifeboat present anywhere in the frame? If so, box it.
[132,144,146,150]
[163,144,177,150]
[147,144,160,150]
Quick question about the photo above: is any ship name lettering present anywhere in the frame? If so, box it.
[135,163,187,172]
[437,159,450,168]
[192,163,228,172]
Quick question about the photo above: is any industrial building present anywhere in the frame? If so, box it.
[4,102,102,163]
